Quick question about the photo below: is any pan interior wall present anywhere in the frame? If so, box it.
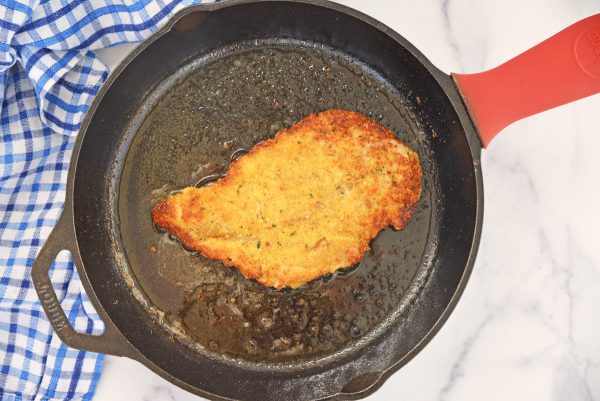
[118,39,436,363]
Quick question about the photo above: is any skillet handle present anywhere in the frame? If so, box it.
[32,205,137,358]
[453,13,600,148]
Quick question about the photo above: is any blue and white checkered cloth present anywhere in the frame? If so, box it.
[0,1,215,399]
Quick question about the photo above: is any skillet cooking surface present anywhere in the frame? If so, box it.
[119,39,435,362]
[70,2,480,398]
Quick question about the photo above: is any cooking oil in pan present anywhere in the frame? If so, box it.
[119,39,434,363]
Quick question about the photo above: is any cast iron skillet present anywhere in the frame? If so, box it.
[31,1,600,400]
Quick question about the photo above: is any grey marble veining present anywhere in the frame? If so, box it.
[93,1,600,400]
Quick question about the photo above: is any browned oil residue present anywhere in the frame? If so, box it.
[119,41,432,363]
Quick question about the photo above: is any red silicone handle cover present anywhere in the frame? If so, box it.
[453,13,600,148]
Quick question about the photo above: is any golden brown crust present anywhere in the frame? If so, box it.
[152,109,422,289]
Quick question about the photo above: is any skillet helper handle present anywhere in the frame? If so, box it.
[32,207,136,358]
[453,13,600,148]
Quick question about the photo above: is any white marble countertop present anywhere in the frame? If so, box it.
[94,0,600,400]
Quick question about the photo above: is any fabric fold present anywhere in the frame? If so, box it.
[0,0,215,399]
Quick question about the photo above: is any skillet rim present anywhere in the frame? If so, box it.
[63,0,485,399]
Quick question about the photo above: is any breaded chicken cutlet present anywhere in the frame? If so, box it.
[152,109,422,289]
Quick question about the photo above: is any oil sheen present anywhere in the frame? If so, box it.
[119,40,433,363]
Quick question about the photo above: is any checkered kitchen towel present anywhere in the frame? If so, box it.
[0,0,215,399]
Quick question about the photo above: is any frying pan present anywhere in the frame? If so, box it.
[31,1,600,400]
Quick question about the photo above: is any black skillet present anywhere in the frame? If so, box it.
[32,1,600,400]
